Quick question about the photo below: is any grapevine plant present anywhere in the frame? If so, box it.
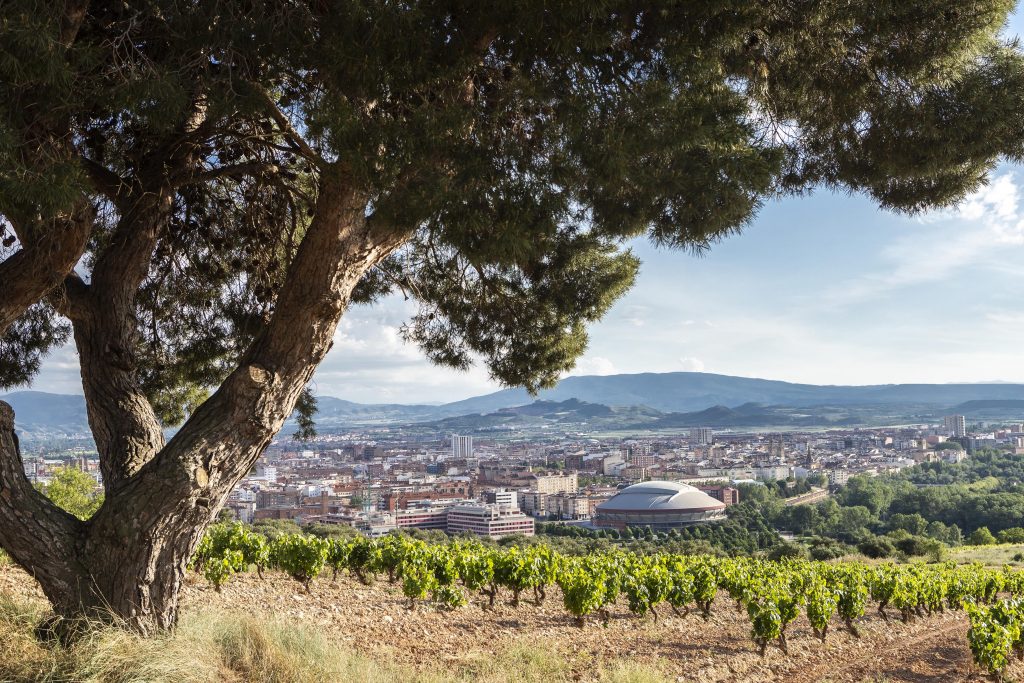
[190,525,1024,672]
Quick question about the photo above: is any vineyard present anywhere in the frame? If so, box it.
[191,524,1024,681]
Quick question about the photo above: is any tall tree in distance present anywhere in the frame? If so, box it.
[2,0,1024,634]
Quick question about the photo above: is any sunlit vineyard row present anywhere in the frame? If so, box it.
[193,523,1024,679]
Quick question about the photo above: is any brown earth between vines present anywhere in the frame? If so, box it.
[0,563,1012,682]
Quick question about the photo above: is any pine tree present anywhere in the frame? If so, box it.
[2,0,1024,634]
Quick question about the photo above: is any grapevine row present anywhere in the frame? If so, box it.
[191,523,1024,675]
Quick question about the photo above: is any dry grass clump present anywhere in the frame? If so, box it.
[0,597,675,683]
[0,601,396,683]
[0,596,53,681]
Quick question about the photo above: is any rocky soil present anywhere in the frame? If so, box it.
[1,563,1015,682]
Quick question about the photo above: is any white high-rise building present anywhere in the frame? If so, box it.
[943,415,966,438]
[484,488,518,511]
[452,434,474,458]
[690,427,714,445]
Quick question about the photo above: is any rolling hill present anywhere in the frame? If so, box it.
[7,372,1024,438]
[441,372,1024,414]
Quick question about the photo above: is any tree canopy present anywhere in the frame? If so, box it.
[34,467,104,521]
[3,0,1024,633]
[5,1,1024,413]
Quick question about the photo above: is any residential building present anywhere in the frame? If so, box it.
[629,453,658,468]
[483,488,519,510]
[532,472,578,495]
[602,453,625,475]
[690,427,714,445]
[452,434,474,458]
[697,484,741,506]
[944,415,967,437]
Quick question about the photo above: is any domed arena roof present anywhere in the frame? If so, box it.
[597,480,726,513]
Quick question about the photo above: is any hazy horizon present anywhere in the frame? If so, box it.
[12,369,1024,406]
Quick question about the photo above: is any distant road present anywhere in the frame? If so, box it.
[783,487,830,506]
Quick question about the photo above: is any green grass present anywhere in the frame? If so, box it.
[836,544,1024,568]
[0,595,672,683]
[949,543,1024,568]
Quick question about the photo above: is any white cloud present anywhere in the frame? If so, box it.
[309,295,503,402]
[17,343,83,395]
[621,305,648,328]
[678,357,705,372]
[571,356,617,376]
[819,173,1024,307]
[951,174,1021,238]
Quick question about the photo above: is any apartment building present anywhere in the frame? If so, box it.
[943,415,967,437]
[690,427,714,445]
[697,484,740,506]
[531,471,578,494]
[452,434,474,458]
[629,453,658,468]
[483,488,519,510]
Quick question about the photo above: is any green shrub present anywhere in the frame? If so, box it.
[271,535,329,592]
[893,535,929,557]
[766,542,807,561]
[251,519,302,539]
[922,539,947,563]
[857,537,896,559]
[968,527,998,546]
[997,528,1024,544]
[34,467,103,520]
[203,550,244,592]
[809,542,851,561]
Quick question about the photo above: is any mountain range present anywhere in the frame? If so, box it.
[6,371,1024,440]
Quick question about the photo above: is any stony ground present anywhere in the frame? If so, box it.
[1,563,1017,683]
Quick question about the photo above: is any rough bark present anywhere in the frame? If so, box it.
[0,402,86,616]
[0,1,96,335]
[65,188,173,489]
[1,167,409,634]
[0,206,93,335]
[60,98,210,490]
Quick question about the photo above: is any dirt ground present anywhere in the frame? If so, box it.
[1,564,1015,683]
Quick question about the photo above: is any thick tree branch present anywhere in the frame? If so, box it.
[255,87,326,169]
[81,156,132,208]
[0,0,101,336]
[105,165,410,516]
[0,402,84,609]
[47,272,91,321]
[72,188,172,490]
[0,204,93,335]
[73,93,215,490]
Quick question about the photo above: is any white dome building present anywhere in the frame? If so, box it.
[594,480,727,530]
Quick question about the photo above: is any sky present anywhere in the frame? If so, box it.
[24,10,1024,404]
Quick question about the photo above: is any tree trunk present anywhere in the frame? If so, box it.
[55,515,205,634]
[0,399,210,634]
[0,403,86,624]
[0,171,410,634]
